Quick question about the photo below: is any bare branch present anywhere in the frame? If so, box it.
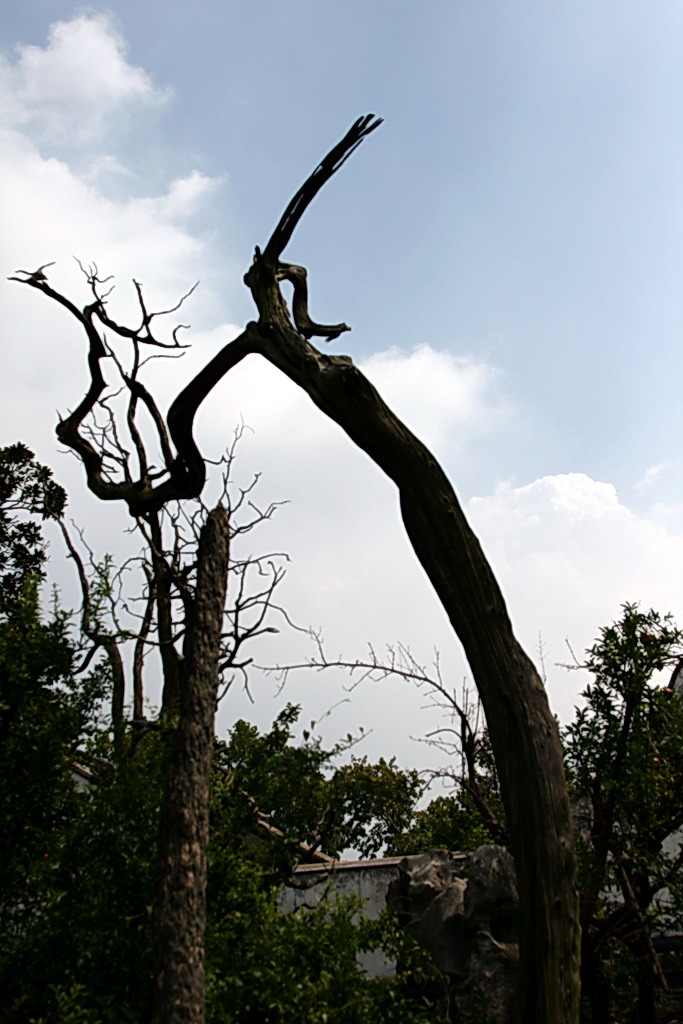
[133,566,156,720]
[58,519,126,755]
[262,114,383,262]
[276,262,350,342]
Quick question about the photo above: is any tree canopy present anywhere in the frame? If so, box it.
[0,445,444,1024]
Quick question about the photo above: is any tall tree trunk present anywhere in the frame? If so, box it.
[162,112,581,1016]
[150,506,229,1024]
[23,115,581,1022]
[179,289,581,1019]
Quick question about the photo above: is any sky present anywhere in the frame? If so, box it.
[1,3,682,782]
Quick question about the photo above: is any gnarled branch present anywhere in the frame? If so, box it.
[262,114,382,262]
[12,115,581,1022]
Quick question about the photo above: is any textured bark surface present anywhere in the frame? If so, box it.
[150,507,229,1024]
[238,308,580,1023]
[227,119,581,1019]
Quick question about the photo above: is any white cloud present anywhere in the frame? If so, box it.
[0,15,221,315]
[0,15,228,550]
[361,345,508,454]
[1,128,219,285]
[633,461,671,493]
[80,154,135,184]
[467,473,683,719]
[137,169,223,224]
[2,14,681,774]
[0,13,168,146]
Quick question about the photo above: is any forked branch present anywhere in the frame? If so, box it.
[10,116,382,512]
[12,115,581,1021]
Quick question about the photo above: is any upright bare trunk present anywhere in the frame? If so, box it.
[150,506,229,1024]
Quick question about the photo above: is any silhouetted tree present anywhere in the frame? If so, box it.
[12,116,580,1023]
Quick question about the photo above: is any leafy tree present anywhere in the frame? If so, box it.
[0,447,97,939]
[0,442,66,614]
[216,703,422,864]
[0,449,110,1023]
[563,604,683,1023]
[390,790,500,858]
[1,649,442,1024]
[0,582,104,979]
[388,604,683,1022]
[206,716,447,1024]
[2,730,161,1024]
[205,862,447,1024]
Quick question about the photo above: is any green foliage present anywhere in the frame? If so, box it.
[0,596,120,1022]
[0,448,108,999]
[563,603,683,1020]
[0,449,151,1022]
[1,694,441,1024]
[0,633,436,1023]
[326,755,424,859]
[389,729,504,856]
[28,983,106,1024]
[389,793,495,856]
[565,603,683,881]
[565,605,683,856]
[0,443,66,615]
[206,856,446,1024]
[0,582,104,929]
[0,628,156,1023]
[214,704,423,862]
[207,712,440,1020]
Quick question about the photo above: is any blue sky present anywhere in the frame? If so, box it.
[1,4,681,770]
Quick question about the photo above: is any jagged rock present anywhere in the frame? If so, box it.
[387,846,518,1023]
[465,846,518,939]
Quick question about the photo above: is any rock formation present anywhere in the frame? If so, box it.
[387,846,519,1023]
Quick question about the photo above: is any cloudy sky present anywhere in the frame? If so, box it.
[1,3,681,777]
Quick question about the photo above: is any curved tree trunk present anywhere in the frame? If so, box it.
[250,312,580,1022]
[150,506,229,1024]
[17,116,581,1022]
[180,277,580,1018]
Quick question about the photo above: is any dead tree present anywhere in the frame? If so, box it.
[12,115,580,1022]
[150,505,229,1024]
[11,274,287,1024]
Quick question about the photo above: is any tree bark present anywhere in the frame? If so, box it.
[257,331,579,1022]
[150,506,229,1024]
[145,511,184,716]
[234,126,582,1014]
[16,116,581,1021]
[189,233,580,1018]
